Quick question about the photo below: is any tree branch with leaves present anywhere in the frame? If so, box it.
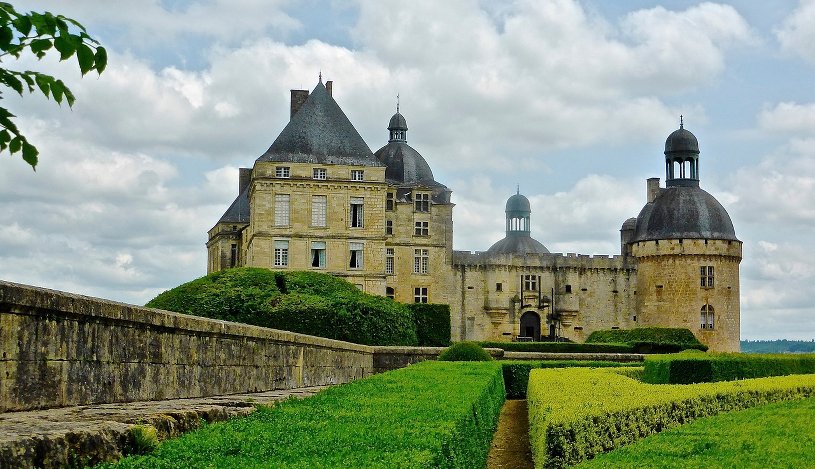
[0,2,106,169]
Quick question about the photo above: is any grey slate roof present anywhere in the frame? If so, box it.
[487,233,550,255]
[218,187,249,224]
[664,127,699,155]
[374,141,441,186]
[256,82,383,167]
[631,186,737,242]
[506,193,531,214]
[388,112,407,130]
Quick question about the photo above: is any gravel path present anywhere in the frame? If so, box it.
[487,399,534,469]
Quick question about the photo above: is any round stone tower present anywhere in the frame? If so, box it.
[629,122,742,352]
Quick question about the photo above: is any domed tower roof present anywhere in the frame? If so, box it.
[487,190,549,255]
[388,112,407,132]
[374,109,446,188]
[632,122,738,242]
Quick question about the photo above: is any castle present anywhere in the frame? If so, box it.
[207,79,742,352]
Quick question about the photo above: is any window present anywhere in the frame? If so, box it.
[386,287,395,299]
[385,248,394,274]
[701,304,715,329]
[311,241,326,268]
[273,240,289,267]
[415,193,430,212]
[230,243,238,267]
[313,168,326,180]
[275,166,290,178]
[274,194,290,226]
[414,221,429,236]
[349,242,363,269]
[386,220,393,235]
[523,275,538,291]
[701,266,714,288]
[413,249,429,274]
[565,284,572,293]
[386,192,395,211]
[312,195,327,227]
[351,169,364,181]
[414,287,428,303]
[350,197,364,228]
[496,283,503,292]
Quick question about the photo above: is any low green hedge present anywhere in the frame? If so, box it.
[105,361,505,468]
[527,368,815,468]
[479,342,633,353]
[585,327,708,353]
[501,361,639,399]
[643,352,815,384]
[439,341,493,362]
[409,303,451,346]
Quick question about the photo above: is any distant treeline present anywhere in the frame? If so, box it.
[741,340,815,353]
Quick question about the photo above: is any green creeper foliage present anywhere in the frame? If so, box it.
[527,367,815,468]
[479,341,634,353]
[585,327,708,353]
[438,341,493,362]
[643,352,815,384]
[408,303,451,346]
[102,362,506,468]
[146,268,418,346]
[0,3,106,169]
[500,361,640,399]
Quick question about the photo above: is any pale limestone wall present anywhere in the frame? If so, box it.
[243,161,388,294]
[450,252,636,342]
[0,281,375,412]
[206,223,247,274]
[631,239,742,352]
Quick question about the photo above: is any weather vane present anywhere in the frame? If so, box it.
[396,93,400,113]
[680,114,684,129]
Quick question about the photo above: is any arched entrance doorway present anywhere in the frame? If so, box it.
[519,311,541,341]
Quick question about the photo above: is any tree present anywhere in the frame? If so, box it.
[0,3,106,169]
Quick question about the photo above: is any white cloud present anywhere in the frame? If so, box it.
[758,101,815,135]
[776,0,815,64]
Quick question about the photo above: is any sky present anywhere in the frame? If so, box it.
[1,0,814,340]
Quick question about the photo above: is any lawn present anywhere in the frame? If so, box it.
[577,396,815,468]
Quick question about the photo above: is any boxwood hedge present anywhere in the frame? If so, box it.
[104,361,505,468]
[585,327,708,353]
[409,303,451,346]
[479,342,634,354]
[501,361,639,399]
[146,268,418,346]
[527,368,815,468]
[643,352,815,384]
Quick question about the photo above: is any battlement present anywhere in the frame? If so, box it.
[452,250,631,270]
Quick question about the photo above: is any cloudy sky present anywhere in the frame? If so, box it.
[2,0,814,340]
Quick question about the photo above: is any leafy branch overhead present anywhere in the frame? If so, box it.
[0,3,106,169]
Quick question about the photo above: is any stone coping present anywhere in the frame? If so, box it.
[501,351,645,362]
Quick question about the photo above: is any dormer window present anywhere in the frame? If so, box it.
[313,168,326,180]
[275,166,290,178]
[414,193,430,212]
[351,170,364,181]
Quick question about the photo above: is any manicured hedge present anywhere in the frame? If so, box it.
[104,362,506,469]
[585,327,708,353]
[146,268,418,346]
[479,341,634,354]
[643,352,815,384]
[439,342,493,362]
[409,303,451,346]
[527,368,815,468]
[501,361,639,399]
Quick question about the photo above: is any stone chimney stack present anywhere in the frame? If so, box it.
[647,177,661,203]
[325,80,333,97]
[290,89,309,119]
[239,168,252,195]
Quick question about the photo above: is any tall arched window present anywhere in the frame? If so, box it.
[700,304,715,330]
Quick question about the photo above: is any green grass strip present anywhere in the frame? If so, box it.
[102,361,504,469]
[527,368,815,469]
[577,397,815,468]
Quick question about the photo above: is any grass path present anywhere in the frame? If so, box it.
[487,399,534,469]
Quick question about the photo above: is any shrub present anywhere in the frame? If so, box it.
[527,368,815,468]
[585,327,708,353]
[479,341,634,354]
[643,352,815,384]
[408,303,451,346]
[501,361,640,399]
[146,268,418,346]
[438,341,493,362]
[129,424,159,455]
[104,362,505,469]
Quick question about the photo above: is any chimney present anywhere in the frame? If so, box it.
[239,168,252,195]
[325,80,333,97]
[290,89,309,119]
[647,177,661,203]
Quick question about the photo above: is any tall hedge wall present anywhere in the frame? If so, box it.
[408,303,451,346]
[146,268,418,346]
[586,327,708,353]
[643,352,815,384]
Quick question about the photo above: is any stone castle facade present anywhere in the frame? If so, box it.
[207,80,742,352]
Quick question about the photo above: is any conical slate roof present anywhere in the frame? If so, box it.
[257,81,383,167]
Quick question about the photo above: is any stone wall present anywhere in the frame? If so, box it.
[0,280,375,412]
